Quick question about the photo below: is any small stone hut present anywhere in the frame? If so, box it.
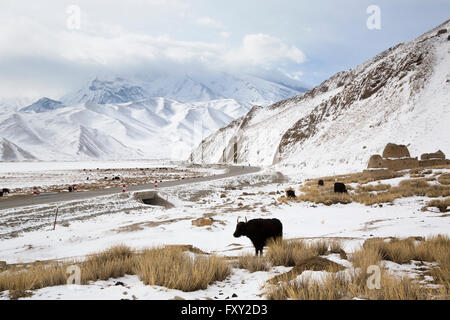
[382,143,411,159]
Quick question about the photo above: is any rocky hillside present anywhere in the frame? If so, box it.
[190,20,450,175]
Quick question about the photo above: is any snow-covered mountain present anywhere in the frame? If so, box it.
[0,70,307,161]
[0,97,251,161]
[20,98,66,113]
[190,20,450,175]
[61,72,308,107]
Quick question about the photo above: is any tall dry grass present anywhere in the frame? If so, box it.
[0,245,231,299]
[425,197,450,212]
[438,173,450,185]
[266,268,431,300]
[235,254,271,273]
[266,235,450,300]
[356,235,450,287]
[266,239,333,267]
[135,247,230,291]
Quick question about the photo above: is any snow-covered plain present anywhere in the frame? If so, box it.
[0,166,448,300]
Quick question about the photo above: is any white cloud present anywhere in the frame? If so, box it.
[220,31,231,38]
[224,33,306,68]
[195,16,224,29]
[0,10,306,98]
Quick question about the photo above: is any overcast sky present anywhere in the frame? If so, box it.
[0,0,449,100]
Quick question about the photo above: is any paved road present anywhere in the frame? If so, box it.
[0,165,260,210]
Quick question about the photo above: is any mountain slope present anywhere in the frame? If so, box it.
[190,20,450,175]
[0,138,36,161]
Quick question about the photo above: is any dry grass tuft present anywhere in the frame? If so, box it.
[266,239,337,267]
[426,197,450,212]
[266,267,432,300]
[235,254,271,273]
[266,235,450,300]
[358,235,450,287]
[0,245,231,298]
[135,247,230,291]
[80,245,136,283]
[268,256,345,284]
[438,173,450,185]
[355,184,391,193]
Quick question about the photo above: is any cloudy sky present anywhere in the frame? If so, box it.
[0,0,449,100]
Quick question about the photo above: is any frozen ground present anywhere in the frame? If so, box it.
[0,160,226,193]
[0,166,449,300]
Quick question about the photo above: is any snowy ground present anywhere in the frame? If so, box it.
[0,165,449,300]
[0,160,226,194]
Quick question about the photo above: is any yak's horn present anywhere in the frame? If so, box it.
[237,217,240,223]
[245,216,248,223]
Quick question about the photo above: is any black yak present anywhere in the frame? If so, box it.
[286,189,296,198]
[318,179,324,186]
[334,182,347,193]
[233,218,283,256]
[2,188,10,194]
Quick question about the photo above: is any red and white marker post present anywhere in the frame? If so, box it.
[33,186,39,195]
[154,180,158,188]
[122,184,126,192]
[73,184,77,192]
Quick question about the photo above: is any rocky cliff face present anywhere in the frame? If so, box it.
[190,20,450,175]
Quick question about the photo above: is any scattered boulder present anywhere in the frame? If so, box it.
[437,28,447,36]
[318,179,324,186]
[192,217,214,227]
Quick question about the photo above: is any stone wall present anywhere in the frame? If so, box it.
[367,154,419,171]
[362,169,395,180]
[419,159,450,167]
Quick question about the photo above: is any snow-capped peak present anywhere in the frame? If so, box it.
[20,97,66,113]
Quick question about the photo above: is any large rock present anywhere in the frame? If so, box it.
[382,143,411,159]
[192,217,214,227]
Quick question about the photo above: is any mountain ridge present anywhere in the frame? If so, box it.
[190,20,450,175]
